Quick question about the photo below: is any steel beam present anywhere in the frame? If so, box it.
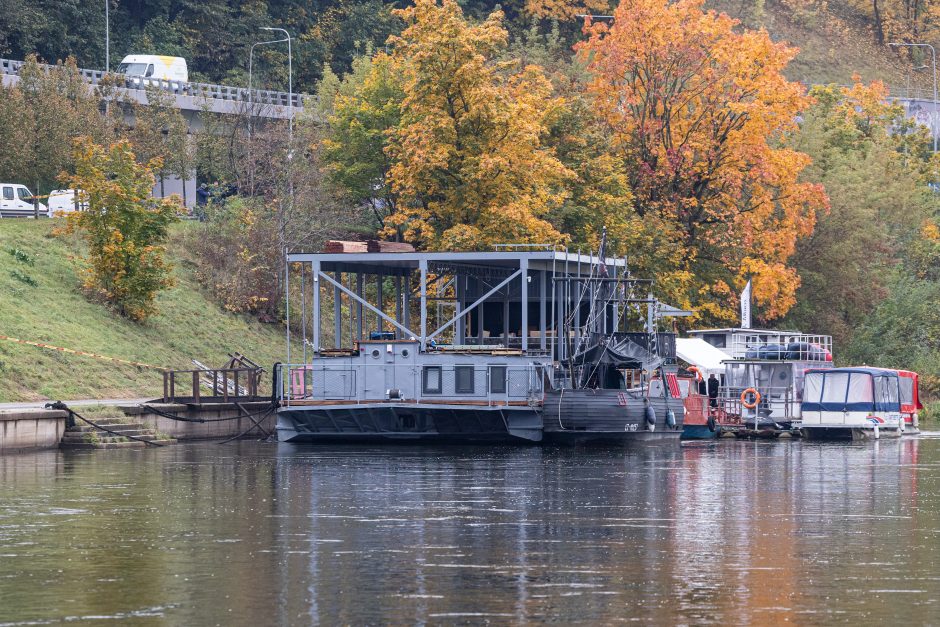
[317,270,418,340]
[428,269,523,341]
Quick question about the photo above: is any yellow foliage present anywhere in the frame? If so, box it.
[524,0,612,20]
[59,138,179,321]
[381,0,573,250]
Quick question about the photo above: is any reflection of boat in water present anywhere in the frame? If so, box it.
[275,234,684,445]
[801,367,909,440]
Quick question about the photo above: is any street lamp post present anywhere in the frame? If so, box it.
[105,0,109,72]
[248,37,288,137]
[257,27,295,334]
[890,42,938,153]
[260,27,293,146]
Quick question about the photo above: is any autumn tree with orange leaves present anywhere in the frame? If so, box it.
[578,0,828,322]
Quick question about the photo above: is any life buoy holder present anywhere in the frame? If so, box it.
[741,388,761,409]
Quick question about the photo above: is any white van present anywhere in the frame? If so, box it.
[118,54,188,87]
[0,184,49,218]
[48,189,88,214]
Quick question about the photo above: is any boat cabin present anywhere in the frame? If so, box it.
[800,367,904,436]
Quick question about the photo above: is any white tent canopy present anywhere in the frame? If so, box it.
[676,338,727,376]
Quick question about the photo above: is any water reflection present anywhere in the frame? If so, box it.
[0,437,938,624]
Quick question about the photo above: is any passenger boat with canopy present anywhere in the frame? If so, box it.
[800,367,904,439]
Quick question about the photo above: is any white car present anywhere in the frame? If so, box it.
[118,54,188,88]
[48,189,88,215]
[0,184,49,218]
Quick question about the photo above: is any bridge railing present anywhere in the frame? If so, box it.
[1,57,305,110]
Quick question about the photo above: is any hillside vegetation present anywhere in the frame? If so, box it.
[0,220,285,402]
[710,0,926,89]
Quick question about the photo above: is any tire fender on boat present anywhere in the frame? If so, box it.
[644,403,656,430]
[707,415,717,432]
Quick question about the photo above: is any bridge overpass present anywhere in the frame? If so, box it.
[2,57,311,206]
[1,57,306,124]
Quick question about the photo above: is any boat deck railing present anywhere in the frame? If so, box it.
[714,385,798,423]
[728,333,833,362]
[276,363,546,408]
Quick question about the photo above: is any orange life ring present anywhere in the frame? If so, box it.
[741,387,761,409]
[687,366,703,381]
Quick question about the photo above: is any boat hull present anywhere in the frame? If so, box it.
[681,424,719,440]
[277,403,543,444]
[802,426,903,440]
[541,389,684,444]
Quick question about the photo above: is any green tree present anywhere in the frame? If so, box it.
[785,80,938,347]
[320,50,404,228]
[62,138,179,321]
[4,56,111,195]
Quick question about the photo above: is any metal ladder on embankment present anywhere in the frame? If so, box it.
[60,417,177,449]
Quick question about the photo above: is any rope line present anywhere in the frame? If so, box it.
[0,334,169,371]
[46,401,165,447]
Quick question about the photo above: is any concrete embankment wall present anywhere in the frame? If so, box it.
[0,409,68,452]
[120,402,275,440]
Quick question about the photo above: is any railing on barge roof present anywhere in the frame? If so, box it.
[728,333,832,362]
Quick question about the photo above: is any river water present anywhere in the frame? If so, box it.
[1,437,938,625]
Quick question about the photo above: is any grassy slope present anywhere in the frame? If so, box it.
[0,220,285,402]
[708,0,923,90]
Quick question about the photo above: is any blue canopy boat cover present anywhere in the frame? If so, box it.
[802,367,901,414]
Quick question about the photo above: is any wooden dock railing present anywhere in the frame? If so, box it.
[162,367,263,403]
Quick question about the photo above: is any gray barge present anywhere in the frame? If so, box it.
[275,244,685,444]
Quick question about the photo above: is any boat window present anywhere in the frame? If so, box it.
[875,377,899,405]
[822,372,850,404]
[702,333,726,348]
[455,366,474,394]
[422,366,442,394]
[677,379,690,398]
[900,377,914,405]
[648,380,664,397]
[803,372,823,403]
[489,366,506,394]
[847,373,873,403]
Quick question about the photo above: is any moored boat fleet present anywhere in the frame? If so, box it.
[273,239,922,445]
[677,328,921,440]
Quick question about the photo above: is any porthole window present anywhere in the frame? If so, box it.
[371,349,380,358]
[401,349,409,358]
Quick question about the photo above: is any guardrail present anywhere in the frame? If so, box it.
[163,367,264,403]
[1,57,306,111]
[716,385,797,423]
